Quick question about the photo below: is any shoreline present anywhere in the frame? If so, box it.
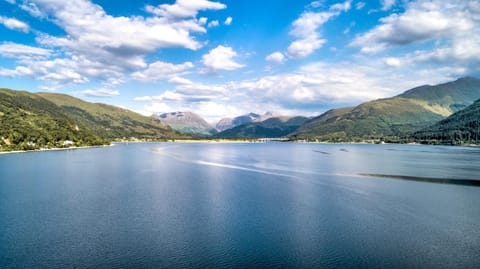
[1,140,477,155]
[0,144,114,155]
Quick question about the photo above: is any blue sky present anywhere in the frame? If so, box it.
[0,0,479,122]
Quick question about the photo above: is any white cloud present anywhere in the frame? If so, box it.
[0,42,51,58]
[265,52,285,63]
[343,21,355,34]
[330,0,352,12]
[201,45,244,72]
[198,17,208,25]
[310,1,323,8]
[134,60,433,122]
[0,53,122,86]
[0,0,226,89]
[168,76,193,85]
[131,61,194,81]
[28,0,223,74]
[287,35,326,58]
[0,66,34,77]
[381,0,396,11]
[383,57,402,67]
[224,16,232,25]
[145,0,226,18]
[0,16,30,32]
[40,68,89,84]
[289,11,335,38]
[356,2,366,10]
[20,2,44,17]
[81,88,120,97]
[286,0,351,58]
[351,0,475,53]
[207,20,219,28]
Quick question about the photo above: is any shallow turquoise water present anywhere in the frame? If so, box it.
[1,143,479,268]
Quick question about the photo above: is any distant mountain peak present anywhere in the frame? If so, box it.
[155,111,216,136]
[215,112,279,131]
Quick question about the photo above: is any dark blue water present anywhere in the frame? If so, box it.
[1,143,479,268]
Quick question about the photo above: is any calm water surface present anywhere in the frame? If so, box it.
[0,143,479,268]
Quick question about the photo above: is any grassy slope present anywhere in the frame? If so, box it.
[37,92,183,139]
[294,77,480,141]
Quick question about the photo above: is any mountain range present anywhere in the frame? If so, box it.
[216,112,278,131]
[2,77,480,150]
[294,77,480,142]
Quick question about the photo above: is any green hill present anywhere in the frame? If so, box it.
[216,116,309,138]
[294,77,480,142]
[412,98,480,145]
[37,92,180,140]
[0,88,107,151]
[0,88,185,152]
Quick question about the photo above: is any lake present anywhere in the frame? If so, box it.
[1,142,479,268]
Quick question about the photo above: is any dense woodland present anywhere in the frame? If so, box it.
[412,99,480,145]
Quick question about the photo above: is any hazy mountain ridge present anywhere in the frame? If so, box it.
[216,112,278,131]
[216,116,309,138]
[155,111,217,136]
[294,77,480,141]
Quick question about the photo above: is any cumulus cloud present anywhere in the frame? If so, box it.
[0,53,122,86]
[351,0,476,53]
[207,20,219,28]
[381,0,396,11]
[131,61,194,81]
[289,11,335,38]
[134,60,432,121]
[383,57,402,67]
[0,16,30,32]
[32,0,213,70]
[330,0,352,12]
[168,76,193,85]
[201,45,244,72]
[0,66,34,77]
[286,0,352,58]
[265,52,285,63]
[0,42,51,59]
[145,0,226,18]
[287,35,326,58]
[224,16,232,25]
[19,2,44,17]
[0,0,227,89]
[81,88,120,97]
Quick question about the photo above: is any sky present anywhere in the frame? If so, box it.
[0,0,479,122]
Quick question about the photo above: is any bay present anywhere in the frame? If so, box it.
[1,143,479,268]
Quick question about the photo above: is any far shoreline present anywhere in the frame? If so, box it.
[0,144,114,155]
[1,140,477,155]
